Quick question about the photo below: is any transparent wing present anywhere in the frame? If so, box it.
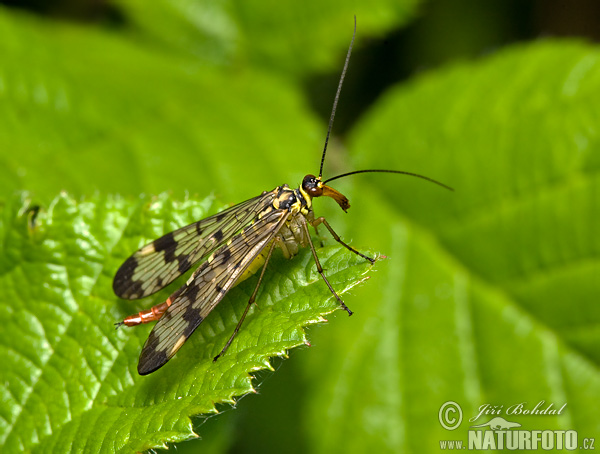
[113,191,276,299]
[137,208,290,375]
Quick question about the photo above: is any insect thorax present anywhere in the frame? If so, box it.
[236,185,313,284]
[271,185,314,259]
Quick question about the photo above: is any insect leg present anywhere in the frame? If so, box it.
[116,287,185,328]
[213,238,278,362]
[311,216,375,263]
[301,216,353,315]
[311,223,326,248]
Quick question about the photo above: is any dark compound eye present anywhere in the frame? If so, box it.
[302,174,323,197]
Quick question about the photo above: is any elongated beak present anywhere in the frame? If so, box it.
[322,184,350,212]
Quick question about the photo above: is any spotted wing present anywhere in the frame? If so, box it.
[113,192,276,300]
[137,207,290,375]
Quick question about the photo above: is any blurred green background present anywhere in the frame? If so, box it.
[1,0,599,453]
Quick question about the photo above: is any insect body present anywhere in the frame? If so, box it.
[114,18,452,375]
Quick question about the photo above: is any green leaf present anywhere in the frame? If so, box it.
[0,192,374,453]
[0,2,420,205]
[229,0,419,76]
[0,8,320,203]
[293,40,600,453]
[113,0,420,75]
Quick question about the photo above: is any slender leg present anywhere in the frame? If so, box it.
[301,216,353,316]
[312,223,325,248]
[213,239,278,362]
[311,216,375,263]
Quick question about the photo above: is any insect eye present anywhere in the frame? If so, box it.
[302,174,323,197]
[308,185,323,197]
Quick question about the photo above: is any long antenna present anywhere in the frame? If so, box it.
[323,169,454,191]
[319,16,356,179]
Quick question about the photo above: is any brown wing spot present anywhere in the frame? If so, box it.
[138,331,169,375]
[182,303,203,323]
[113,259,146,299]
[153,231,177,263]
[138,350,168,375]
[185,282,200,305]
[220,248,232,263]
[177,255,192,274]
[123,281,144,299]
[113,255,138,295]
[214,230,224,242]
